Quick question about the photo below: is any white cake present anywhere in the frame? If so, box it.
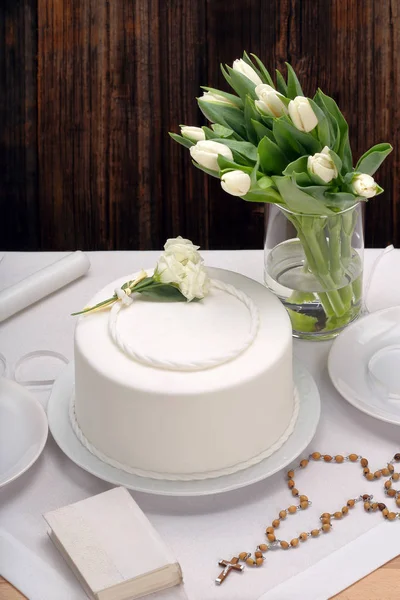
[73,267,296,480]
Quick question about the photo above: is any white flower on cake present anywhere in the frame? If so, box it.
[72,237,210,315]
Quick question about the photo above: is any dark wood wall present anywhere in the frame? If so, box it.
[1,0,398,251]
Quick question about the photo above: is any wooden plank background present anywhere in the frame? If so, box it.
[1,0,398,251]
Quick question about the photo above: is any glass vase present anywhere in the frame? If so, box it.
[264,204,364,340]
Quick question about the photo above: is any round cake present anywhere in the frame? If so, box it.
[73,267,296,480]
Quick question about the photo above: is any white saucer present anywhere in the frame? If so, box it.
[328,306,400,425]
[47,360,320,496]
[0,377,48,487]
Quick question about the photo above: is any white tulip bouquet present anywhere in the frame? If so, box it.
[170,53,392,335]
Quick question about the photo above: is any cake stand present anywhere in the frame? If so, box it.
[47,360,320,496]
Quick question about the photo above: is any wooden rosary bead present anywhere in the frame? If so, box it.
[321,512,331,519]
[266,526,274,535]
[360,458,368,468]
[299,532,308,541]
[374,471,382,479]
[363,467,370,475]
[349,454,359,462]
[362,495,371,501]
[311,452,321,460]
[288,479,295,489]
[388,464,395,473]
[267,533,276,542]
[287,469,295,479]
[256,557,263,566]
[382,508,389,517]
[290,538,299,547]
[272,520,280,528]
[378,503,387,511]
[394,453,400,462]
[364,502,371,512]
[311,529,320,537]
[347,499,355,508]
[335,455,344,463]
[382,468,390,477]
[300,459,309,468]
[280,541,289,549]
[323,455,332,462]
[342,506,349,515]
[255,551,263,559]
[322,524,331,532]
[396,498,400,508]
[239,552,248,560]
[299,495,308,503]
[366,473,375,481]
[259,544,268,552]
[333,511,343,519]
[288,505,297,514]
[371,503,379,511]
[291,488,299,497]
[393,473,400,482]
[246,557,255,566]
[321,517,331,525]
[300,501,309,510]
[279,510,287,520]
[388,512,397,521]
[387,489,396,498]
[385,480,392,489]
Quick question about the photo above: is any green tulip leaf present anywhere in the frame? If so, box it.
[273,175,335,215]
[242,187,282,203]
[250,54,276,88]
[202,126,219,140]
[283,156,308,176]
[251,119,275,142]
[217,155,256,176]
[285,63,304,99]
[225,66,258,101]
[244,96,262,145]
[242,51,265,83]
[258,136,288,174]
[212,138,258,162]
[308,99,331,148]
[355,143,393,175]
[275,70,288,96]
[323,192,358,210]
[315,89,352,172]
[198,98,247,139]
[211,124,236,138]
[139,283,187,302]
[168,132,194,149]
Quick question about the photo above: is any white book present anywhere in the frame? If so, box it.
[43,487,183,600]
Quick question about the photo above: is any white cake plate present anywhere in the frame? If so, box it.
[47,360,320,496]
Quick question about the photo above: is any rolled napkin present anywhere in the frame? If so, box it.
[0,251,90,323]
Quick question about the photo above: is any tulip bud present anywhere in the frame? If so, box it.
[189,140,233,171]
[201,91,236,106]
[288,97,318,132]
[180,126,205,143]
[221,170,252,197]
[255,84,288,117]
[307,146,338,184]
[352,173,378,198]
[232,59,263,86]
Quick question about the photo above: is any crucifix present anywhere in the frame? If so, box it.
[215,555,245,585]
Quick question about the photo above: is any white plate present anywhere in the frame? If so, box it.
[328,306,400,425]
[47,360,320,496]
[0,377,48,487]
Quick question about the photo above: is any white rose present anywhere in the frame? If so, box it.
[155,254,185,285]
[232,58,263,86]
[288,96,318,132]
[221,170,251,197]
[189,140,233,171]
[307,146,338,183]
[180,126,205,142]
[352,173,378,198]
[255,84,288,117]
[201,91,235,106]
[179,261,210,302]
[164,236,202,264]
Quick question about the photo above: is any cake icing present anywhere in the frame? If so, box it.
[73,267,295,480]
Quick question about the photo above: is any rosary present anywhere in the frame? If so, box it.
[215,451,400,585]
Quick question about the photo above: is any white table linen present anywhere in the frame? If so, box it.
[1,249,400,600]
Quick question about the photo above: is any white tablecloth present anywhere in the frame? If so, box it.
[1,249,400,600]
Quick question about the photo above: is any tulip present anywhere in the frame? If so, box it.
[288,97,318,132]
[232,59,263,86]
[307,146,338,184]
[189,140,233,171]
[255,84,288,117]
[180,126,205,142]
[201,91,236,106]
[352,173,378,198]
[221,170,251,197]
